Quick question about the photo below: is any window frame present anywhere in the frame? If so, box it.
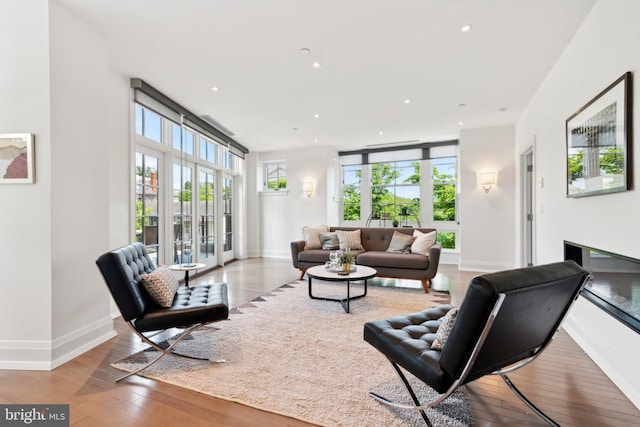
[133,103,242,266]
[263,160,287,191]
[340,155,459,250]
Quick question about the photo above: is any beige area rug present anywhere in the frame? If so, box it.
[112,281,474,426]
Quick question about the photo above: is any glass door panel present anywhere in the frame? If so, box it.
[223,176,233,260]
[173,162,193,264]
[136,152,160,265]
[198,170,216,261]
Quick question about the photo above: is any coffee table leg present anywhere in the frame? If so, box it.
[346,279,350,313]
[184,271,190,287]
[308,276,366,313]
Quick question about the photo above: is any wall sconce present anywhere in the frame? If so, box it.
[303,181,314,198]
[478,172,496,193]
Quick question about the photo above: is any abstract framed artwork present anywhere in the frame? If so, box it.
[0,133,35,184]
[566,72,632,198]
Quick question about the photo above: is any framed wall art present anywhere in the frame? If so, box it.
[0,133,35,184]
[566,72,632,198]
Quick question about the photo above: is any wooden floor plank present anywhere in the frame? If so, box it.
[0,259,637,426]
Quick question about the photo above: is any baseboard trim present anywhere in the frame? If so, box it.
[458,260,514,272]
[563,297,640,410]
[0,316,116,371]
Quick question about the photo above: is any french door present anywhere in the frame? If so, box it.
[198,167,217,267]
[136,148,164,265]
[173,161,194,264]
[222,175,234,262]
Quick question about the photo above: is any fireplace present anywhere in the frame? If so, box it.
[564,241,640,333]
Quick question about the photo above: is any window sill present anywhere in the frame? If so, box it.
[259,190,289,196]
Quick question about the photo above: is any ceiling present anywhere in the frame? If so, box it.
[56,0,596,153]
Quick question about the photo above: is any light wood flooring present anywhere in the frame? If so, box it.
[1,259,638,426]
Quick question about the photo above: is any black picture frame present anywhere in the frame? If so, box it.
[566,72,632,198]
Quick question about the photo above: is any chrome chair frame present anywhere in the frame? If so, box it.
[365,261,589,426]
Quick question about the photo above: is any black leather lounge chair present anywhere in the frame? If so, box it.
[364,260,589,426]
[96,242,229,382]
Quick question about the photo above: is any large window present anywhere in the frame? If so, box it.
[340,144,458,249]
[370,161,421,227]
[134,102,242,266]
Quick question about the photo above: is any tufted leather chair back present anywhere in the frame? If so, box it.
[96,242,156,321]
[440,260,588,385]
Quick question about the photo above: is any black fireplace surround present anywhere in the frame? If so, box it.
[564,240,640,333]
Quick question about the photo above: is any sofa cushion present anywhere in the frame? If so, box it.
[318,231,340,250]
[140,265,180,307]
[411,229,437,256]
[303,225,329,250]
[357,251,429,270]
[298,249,332,263]
[336,229,364,250]
[386,231,415,254]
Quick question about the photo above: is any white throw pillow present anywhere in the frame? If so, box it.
[411,230,437,256]
[386,231,415,254]
[302,225,329,250]
[140,265,180,307]
[335,229,364,250]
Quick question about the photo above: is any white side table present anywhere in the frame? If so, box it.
[169,263,205,287]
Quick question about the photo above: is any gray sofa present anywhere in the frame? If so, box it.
[290,227,441,293]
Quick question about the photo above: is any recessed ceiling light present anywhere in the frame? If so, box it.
[210,86,219,92]
[300,48,311,55]
[404,99,411,104]
[461,24,472,32]
[314,138,319,143]
[378,131,384,135]
[314,114,320,118]
[458,121,464,126]
[457,103,466,108]
[498,107,507,113]
[312,61,321,68]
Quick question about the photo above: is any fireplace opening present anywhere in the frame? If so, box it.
[564,240,640,333]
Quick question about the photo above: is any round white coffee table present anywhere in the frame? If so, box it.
[169,263,205,287]
[306,265,377,313]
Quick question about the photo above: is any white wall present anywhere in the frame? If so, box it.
[515,0,640,408]
[459,126,516,271]
[247,146,337,259]
[48,1,117,364]
[0,0,54,366]
[0,0,126,369]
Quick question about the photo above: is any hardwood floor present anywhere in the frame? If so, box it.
[1,259,638,426]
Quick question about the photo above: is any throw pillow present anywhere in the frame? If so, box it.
[431,307,459,351]
[318,231,340,250]
[335,229,364,250]
[411,230,437,256]
[140,265,180,308]
[386,231,415,254]
[302,225,329,250]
